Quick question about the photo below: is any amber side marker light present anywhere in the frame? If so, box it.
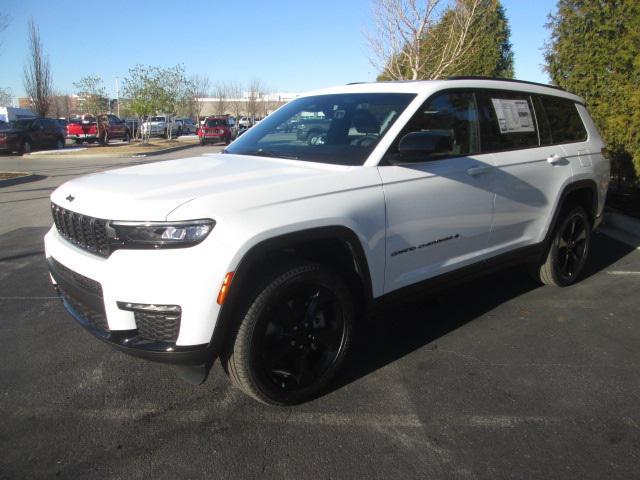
[217,272,235,305]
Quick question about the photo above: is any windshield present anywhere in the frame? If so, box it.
[150,116,166,122]
[225,93,416,165]
[205,119,226,127]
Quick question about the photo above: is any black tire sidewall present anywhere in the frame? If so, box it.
[236,264,354,405]
[548,206,591,286]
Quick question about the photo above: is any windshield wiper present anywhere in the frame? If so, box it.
[241,148,299,160]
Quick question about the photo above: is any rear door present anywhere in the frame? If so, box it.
[378,90,495,293]
[476,90,574,255]
[30,119,47,148]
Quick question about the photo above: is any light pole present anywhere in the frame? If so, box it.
[114,76,120,117]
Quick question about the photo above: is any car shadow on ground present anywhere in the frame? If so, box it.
[327,232,637,396]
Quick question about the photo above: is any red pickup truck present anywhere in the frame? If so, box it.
[66,114,131,145]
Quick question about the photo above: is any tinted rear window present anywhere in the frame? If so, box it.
[537,96,587,144]
[205,119,226,127]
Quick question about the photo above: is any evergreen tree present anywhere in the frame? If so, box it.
[545,0,640,182]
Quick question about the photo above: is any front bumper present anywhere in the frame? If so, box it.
[47,256,211,364]
[44,225,232,363]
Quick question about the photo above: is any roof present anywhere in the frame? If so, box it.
[305,78,584,104]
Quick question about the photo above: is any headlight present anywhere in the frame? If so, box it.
[108,219,215,249]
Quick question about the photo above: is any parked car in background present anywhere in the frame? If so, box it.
[56,118,68,132]
[295,118,331,144]
[175,117,198,135]
[140,115,179,138]
[198,117,235,145]
[124,118,140,138]
[238,116,252,128]
[0,117,65,154]
[66,114,130,145]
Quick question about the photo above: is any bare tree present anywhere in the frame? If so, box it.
[0,87,12,107]
[245,77,266,120]
[185,74,210,124]
[212,81,230,116]
[365,0,482,80]
[23,17,52,116]
[50,91,71,118]
[227,79,244,121]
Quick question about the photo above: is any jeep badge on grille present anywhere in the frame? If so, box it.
[66,195,75,202]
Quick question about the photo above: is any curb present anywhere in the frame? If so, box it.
[604,211,640,238]
[18,142,199,160]
[0,172,35,187]
[131,142,198,158]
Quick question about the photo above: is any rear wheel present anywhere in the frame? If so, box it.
[56,137,65,150]
[532,205,591,287]
[223,262,354,405]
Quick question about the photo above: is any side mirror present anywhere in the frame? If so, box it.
[397,131,453,157]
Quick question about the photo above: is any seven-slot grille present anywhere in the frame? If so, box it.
[51,203,110,256]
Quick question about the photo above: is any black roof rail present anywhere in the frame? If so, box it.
[446,76,565,91]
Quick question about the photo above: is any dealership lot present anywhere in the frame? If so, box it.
[1,149,639,479]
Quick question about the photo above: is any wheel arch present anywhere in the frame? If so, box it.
[210,225,374,354]
[545,179,599,246]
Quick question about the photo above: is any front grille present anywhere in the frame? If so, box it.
[135,311,181,342]
[51,203,110,256]
[59,285,109,332]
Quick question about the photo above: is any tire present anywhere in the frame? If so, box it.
[199,139,205,146]
[532,205,591,287]
[74,139,83,145]
[222,262,354,405]
[224,134,230,145]
[22,139,32,155]
[99,133,108,146]
[56,137,65,150]
[123,132,130,143]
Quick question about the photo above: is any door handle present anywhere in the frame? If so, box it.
[466,166,491,176]
[547,153,565,165]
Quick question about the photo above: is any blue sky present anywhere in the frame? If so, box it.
[0,0,558,99]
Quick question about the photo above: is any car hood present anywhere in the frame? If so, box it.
[50,153,363,221]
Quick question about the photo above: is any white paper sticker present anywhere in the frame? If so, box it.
[491,98,535,133]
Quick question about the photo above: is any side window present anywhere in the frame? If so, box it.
[478,91,539,152]
[538,96,587,144]
[386,91,480,162]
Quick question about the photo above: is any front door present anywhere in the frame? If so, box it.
[378,90,495,294]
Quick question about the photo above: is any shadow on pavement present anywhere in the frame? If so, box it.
[329,232,636,395]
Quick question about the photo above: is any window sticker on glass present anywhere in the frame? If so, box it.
[491,98,535,133]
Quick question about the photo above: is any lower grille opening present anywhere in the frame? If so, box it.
[117,302,182,343]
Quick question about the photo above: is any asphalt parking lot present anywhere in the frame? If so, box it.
[1,148,639,479]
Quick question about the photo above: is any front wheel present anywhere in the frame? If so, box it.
[532,205,591,287]
[123,132,130,143]
[223,262,354,405]
[56,137,65,150]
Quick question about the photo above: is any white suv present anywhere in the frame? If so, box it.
[45,78,609,405]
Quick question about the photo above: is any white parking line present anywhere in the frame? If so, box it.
[606,271,640,276]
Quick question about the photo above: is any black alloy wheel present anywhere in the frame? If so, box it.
[555,210,590,281]
[533,205,591,287]
[224,262,354,405]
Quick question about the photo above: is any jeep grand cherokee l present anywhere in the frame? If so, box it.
[45,78,609,405]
